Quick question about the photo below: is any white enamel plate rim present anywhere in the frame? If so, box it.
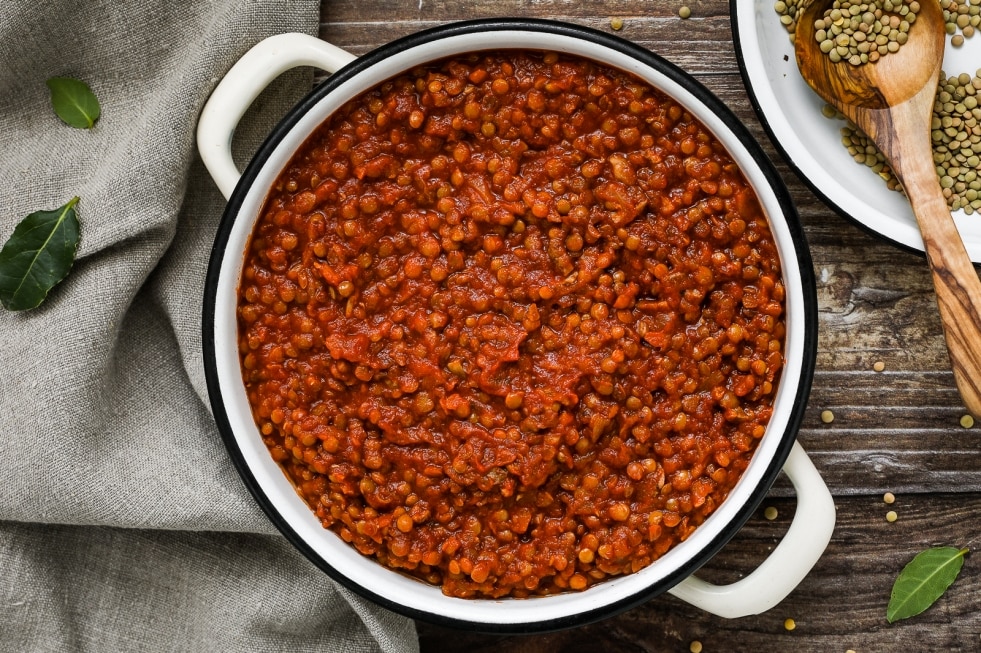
[732,0,981,260]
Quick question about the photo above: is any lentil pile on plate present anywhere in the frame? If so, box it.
[812,0,922,66]
[833,69,981,213]
[238,51,786,598]
[777,0,980,46]
[775,0,981,214]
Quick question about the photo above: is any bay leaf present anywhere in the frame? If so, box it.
[46,77,101,129]
[886,546,969,623]
[0,197,81,311]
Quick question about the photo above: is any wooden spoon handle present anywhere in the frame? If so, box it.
[902,150,981,417]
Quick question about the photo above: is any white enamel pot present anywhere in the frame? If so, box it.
[197,19,834,632]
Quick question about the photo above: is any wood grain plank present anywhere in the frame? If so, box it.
[418,494,981,652]
[321,0,733,23]
[317,21,740,76]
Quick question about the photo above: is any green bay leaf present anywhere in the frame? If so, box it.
[0,197,82,311]
[887,546,968,623]
[46,77,101,129]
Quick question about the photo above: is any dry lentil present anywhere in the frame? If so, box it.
[883,491,896,504]
[825,68,981,214]
[774,0,807,42]
[821,103,842,119]
[839,125,903,191]
[933,70,981,215]
[809,0,922,66]
[239,51,786,600]
[941,0,981,42]
[778,0,981,46]
[886,510,899,522]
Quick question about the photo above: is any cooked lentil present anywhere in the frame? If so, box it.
[886,509,899,522]
[764,505,779,520]
[239,51,786,599]
[690,640,704,653]
[961,413,976,428]
[883,491,896,503]
[821,409,835,423]
[873,360,885,372]
[784,617,797,631]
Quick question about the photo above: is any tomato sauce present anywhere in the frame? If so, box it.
[238,51,785,598]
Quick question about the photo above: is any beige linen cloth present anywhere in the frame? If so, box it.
[0,1,418,651]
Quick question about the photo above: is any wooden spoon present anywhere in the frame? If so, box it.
[795,0,981,417]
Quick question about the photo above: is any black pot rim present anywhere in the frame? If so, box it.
[202,16,819,634]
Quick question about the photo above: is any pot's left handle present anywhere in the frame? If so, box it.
[197,33,357,199]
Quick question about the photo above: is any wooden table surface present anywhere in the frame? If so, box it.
[318,2,981,651]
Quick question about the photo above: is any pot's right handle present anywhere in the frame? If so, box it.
[196,33,357,200]
[667,442,835,618]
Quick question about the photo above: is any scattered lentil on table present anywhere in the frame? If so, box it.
[883,491,896,503]
[821,409,835,423]
[873,360,885,372]
[238,50,787,599]
[961,413,976,428]
[610,16,624,30]
[886,510,899,522]
[689,640,704,653]
[679,5,692,19]
[784,617,797,631]
[764,505,779,520]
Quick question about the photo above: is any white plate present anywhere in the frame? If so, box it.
[731,0,981,260]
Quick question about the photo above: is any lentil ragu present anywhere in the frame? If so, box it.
[238,50,786,598]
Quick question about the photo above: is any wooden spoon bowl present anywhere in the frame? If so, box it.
[795,0,981,416]
[795,1,946,113]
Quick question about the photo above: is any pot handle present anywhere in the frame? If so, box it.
[197,33,357,199]
[666,442,835,618]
